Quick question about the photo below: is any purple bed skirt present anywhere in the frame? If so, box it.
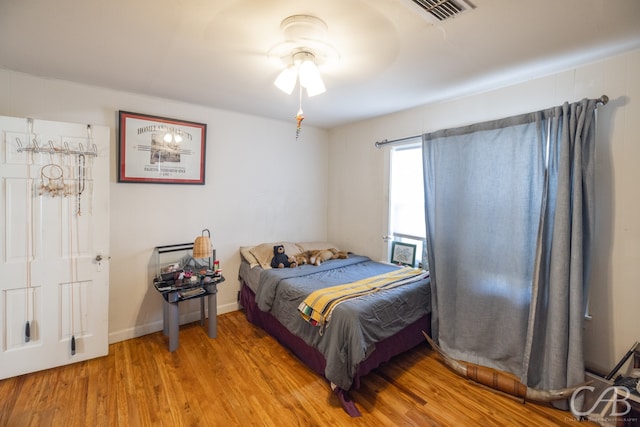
[240,282,431,390]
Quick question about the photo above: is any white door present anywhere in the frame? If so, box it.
[0,115,109,379]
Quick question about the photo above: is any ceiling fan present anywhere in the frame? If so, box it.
[269,14,339,97]
[267,14,340,138]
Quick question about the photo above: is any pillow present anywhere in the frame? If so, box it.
[296,241,340,252]
[239,246,260,269]
[249,242,301,269]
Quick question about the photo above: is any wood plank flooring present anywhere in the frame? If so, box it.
[0,311,596,426]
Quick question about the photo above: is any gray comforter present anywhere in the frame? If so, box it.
[253,255,431,389]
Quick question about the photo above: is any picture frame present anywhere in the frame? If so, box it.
[390,241,417,266]
[118,111,207,184]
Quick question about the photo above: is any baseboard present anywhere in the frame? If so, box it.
[108,301,240,344]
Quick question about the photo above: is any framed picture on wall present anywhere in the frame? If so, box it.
[117,111,207,184]
[390,241,417,266]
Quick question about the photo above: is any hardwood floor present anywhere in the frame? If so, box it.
[0,311,596,426]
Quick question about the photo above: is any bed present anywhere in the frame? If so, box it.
[237,242,432,416]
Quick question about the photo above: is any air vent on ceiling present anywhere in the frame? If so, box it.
[408,0,475,22]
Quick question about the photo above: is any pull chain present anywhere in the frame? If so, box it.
[296,85,304,140]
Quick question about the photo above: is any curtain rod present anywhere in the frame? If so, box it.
[374,134,421,148]
[374,94,609,148]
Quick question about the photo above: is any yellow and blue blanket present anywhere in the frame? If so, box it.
[298,267,428,334]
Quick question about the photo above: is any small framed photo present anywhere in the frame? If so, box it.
[118,111,207,184]
[390,242,417,266]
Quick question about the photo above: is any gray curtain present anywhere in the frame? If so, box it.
[422,99,597,401]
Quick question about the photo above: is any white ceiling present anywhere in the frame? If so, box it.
[1,0,639,128]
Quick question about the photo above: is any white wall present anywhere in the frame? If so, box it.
[0,69,330,343]
[327,49,640,373]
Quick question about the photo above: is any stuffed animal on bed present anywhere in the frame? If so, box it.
[329,247,349,260]
[270,244,297,268]
[295,248,349,266]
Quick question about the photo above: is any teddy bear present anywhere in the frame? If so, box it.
[270,244,297,268]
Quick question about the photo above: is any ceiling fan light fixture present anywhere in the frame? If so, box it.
[274,65,297,94]
[298,56,325,97]
[274,51,326,97]
[270,14,336,98]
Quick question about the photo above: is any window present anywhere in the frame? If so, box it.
[388,144,427,268]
